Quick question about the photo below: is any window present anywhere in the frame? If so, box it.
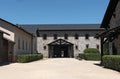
[26,41,27,50]
[43,46,46,50]
[75,34,79,39]
[64,34,68,39]
[54,34,57,40]
[22,40,24,50]
[75,45,78,50]
[43,34,47,40]
[113,12,116,18]
[85,34,89,40]
[96,45,99,50]
[29,42,31,51]
[95,33,99,39]
[18,39,20,49]
[86,44,89,49]
[95,37,99,39]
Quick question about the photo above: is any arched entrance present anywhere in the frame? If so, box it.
[48,39,74,58]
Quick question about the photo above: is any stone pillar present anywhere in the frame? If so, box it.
[109,42,113,55]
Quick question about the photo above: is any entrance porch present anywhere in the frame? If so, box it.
[48,39,74,58]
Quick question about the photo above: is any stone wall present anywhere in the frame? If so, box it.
[37,30,102,57]
[109,0,120,54]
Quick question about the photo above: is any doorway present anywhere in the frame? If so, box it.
[48,39,73,58]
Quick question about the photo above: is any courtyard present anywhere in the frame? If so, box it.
[0,58,120,79]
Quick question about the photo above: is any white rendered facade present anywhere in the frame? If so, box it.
[0,19,36,62]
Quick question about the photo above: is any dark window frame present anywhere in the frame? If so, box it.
[96,44,99,50]
[43,34,47,40]
[18,38,20,49]
[75,34,79,39]
[53,34,58,40]
[85,34,89,40]
[43,46,46,50]
[22,40,24,50]
[86,44,89,49]
[64,34,68,39]
[75,45,78,50]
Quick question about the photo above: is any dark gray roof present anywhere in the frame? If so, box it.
[19,24,102,34]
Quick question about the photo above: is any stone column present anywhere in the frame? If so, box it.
[109,42,113,55]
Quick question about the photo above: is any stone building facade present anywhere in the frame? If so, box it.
[100,0,120,55]
[21,24,104,58]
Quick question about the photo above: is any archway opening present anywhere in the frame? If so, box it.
[48,39,73,58]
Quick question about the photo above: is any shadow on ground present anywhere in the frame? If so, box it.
[0,62,11,66]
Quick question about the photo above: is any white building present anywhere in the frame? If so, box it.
[21,24,104,58]
[0,18,36,62]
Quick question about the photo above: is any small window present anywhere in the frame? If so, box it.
[95,33,99,39]
[86,44,89,49]
[75,45,78,50]
[54,34,58,40]
[113,12,116,18]
[43,46,46,50]
[29,42,31,51]
[96,45,99,50]
[75,34,79,39]
[64,34,68,39]
[26,41,27,50]
[22,40,24,50]
[96,37,99,39]
[18,39,20,49]
[85,34,89,40]
[43,34,47,40]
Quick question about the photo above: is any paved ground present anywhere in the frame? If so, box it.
[0,58,120,79]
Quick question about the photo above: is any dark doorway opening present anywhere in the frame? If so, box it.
[53,45,68,58]
[0,39,9,62]
[48,39,74,58]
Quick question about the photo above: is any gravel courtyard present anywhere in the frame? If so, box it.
[0,58,120,79]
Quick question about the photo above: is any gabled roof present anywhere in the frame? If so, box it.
[48,39,73,46]
[0,18,33,36]
[20,24,103,34]
[101,0,119,28]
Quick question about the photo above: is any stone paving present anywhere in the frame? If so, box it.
[0,58,120,79]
